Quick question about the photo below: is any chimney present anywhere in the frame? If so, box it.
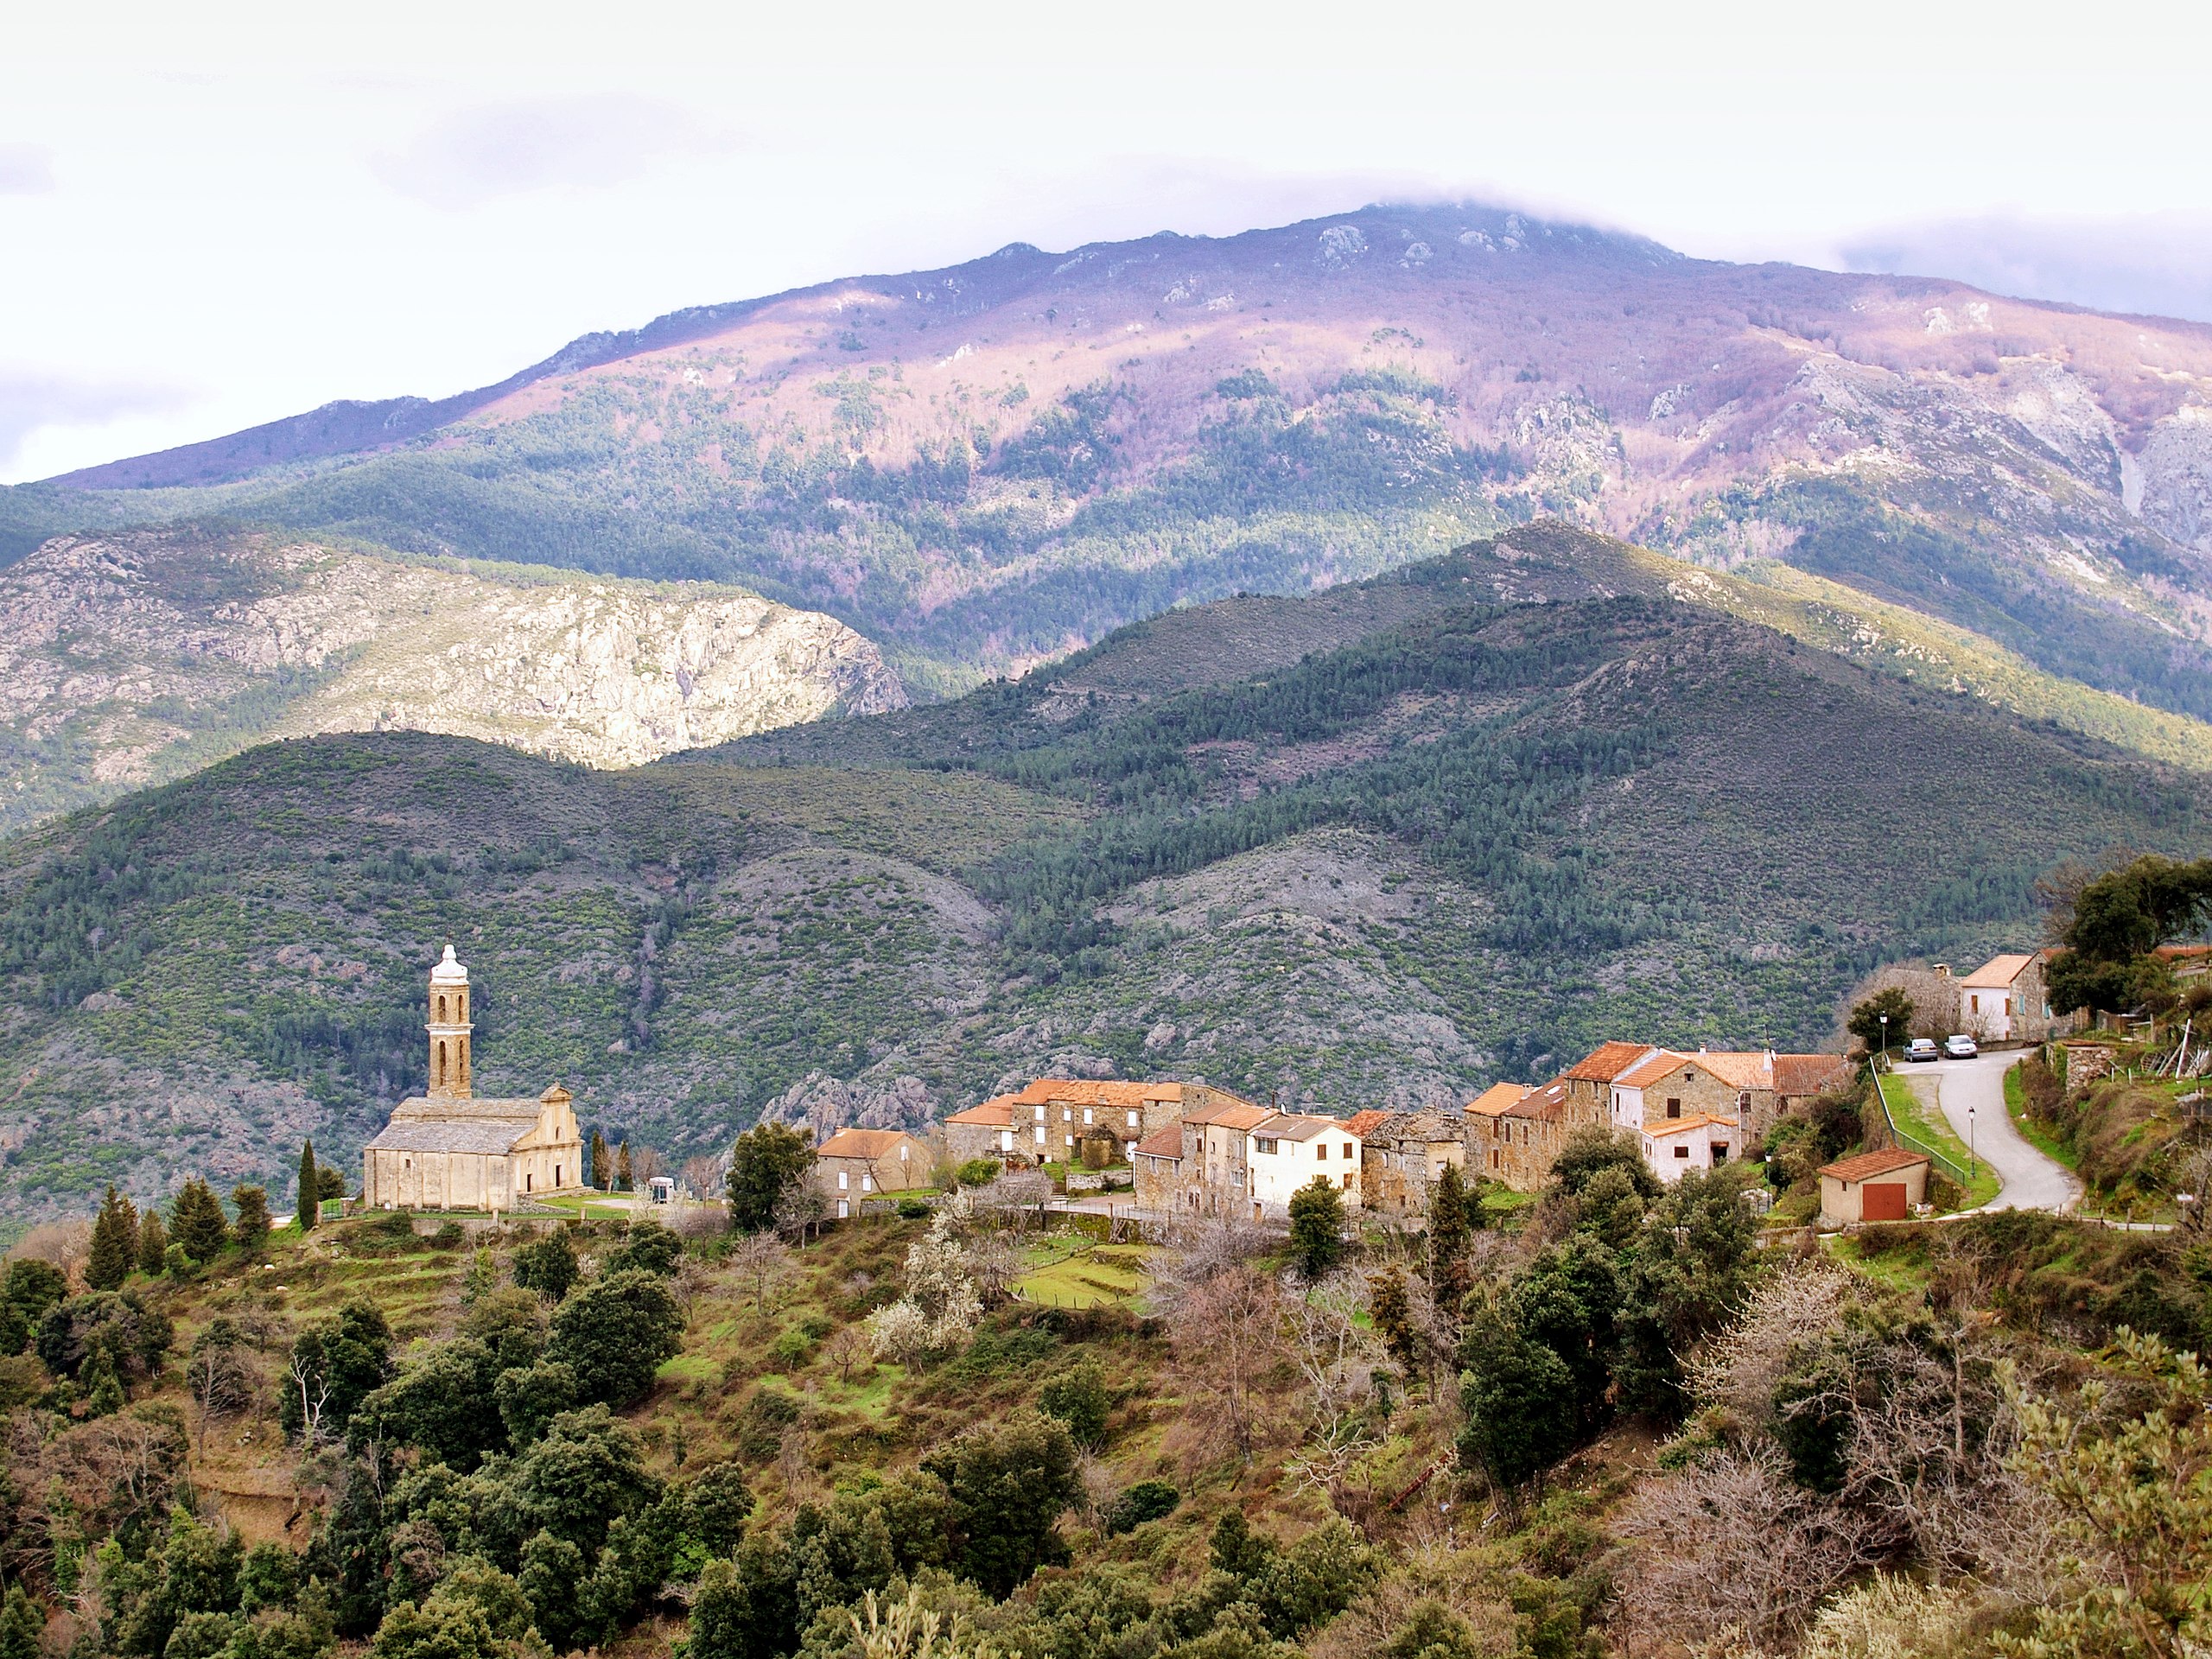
[1933,964,1951,978]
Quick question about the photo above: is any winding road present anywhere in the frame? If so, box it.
[1913,1049,2080,1214]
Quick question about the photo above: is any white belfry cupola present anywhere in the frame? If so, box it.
[427,944,474,1099]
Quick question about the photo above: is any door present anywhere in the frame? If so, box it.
[1862,1182,1907,1222]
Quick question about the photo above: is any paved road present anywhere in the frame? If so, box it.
[1908,1049,2079,1213]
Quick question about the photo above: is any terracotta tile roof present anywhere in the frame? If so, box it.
[1514,1081,1572,1122]
[1772,1054,1853,1096]
[1691,1052,1773,1090]
[1642,1113,1735,1138]
[1014,1078,1182,1109]
[1820,1147,1930,1182]
[1564,1041,1659,1083]
[816,1128,920,1160]
[1133,1124,1185,1160]
[1465,1082,1532,1118]
[944,1096,1016,1127]
[1961,953,2037,989]
[1344,1109,1395,1138]
[1617,1049,1694,1088]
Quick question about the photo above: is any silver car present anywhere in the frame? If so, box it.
[1903,1037,1942,1063]
[1945,1034,1979,1059]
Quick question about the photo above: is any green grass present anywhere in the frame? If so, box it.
[2005,1065,2082,1172]
[1878,1070,2001,1209]
[1012,1237,1154,1310]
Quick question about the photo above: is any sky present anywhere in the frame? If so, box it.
[6,0,2211,483]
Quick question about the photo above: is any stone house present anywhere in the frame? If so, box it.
[363,946,583,1211]
[942,1097,1015,1163]
[1958,952,2069,1042]
[1818,1147,1930,1226]
[1245,1113,1363,1222]
[1605,1047,1847,1147]
[814,1128,932,1217]
[1129,1124,1186,1213]
[975,1078,1252,1166]
[1467,1079,1578,1189]
[1559,1041,1661,1123]
[1853,963,1964,1040]
[1176,1096,1274,1217]
[1352,1108,1466,1218]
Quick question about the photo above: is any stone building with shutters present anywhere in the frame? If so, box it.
[362,945,585,1211]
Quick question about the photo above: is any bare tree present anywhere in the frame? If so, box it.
[824,1325,871,1385]
[630,1145,665,1186]
[682,1153,728,1204]
[731,1231,792,1314]
[774,1181,829,1243]
[288,1348,334,1449]
[1166,1261,1278,1468]
[964,1232,1020,1307]
[1612,1449,1884,1656]
[1690,1260,1856,1431]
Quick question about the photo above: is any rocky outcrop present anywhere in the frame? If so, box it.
[0,530,906,832]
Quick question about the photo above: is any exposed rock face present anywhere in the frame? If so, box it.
[0,530,906,831]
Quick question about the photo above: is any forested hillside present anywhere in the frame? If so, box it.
[2,531,2202,1226]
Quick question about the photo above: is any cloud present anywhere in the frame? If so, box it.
[1840,215,2212,326]
[372,94,724,210]
[0,371,193,471]
[0,144,55,194]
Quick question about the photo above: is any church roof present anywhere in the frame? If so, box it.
[430,944,470,986]
[365,1118,537,1155]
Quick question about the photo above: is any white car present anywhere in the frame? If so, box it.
[1944,1034,1979,1059]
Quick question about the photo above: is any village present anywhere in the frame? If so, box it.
[360,941,2090,1236]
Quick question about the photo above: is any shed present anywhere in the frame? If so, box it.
[1818,1147,1931,1227]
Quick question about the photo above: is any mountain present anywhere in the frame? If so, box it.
[3,527,2202,1228]
[10,200,2212,721]
[0,525,906,834]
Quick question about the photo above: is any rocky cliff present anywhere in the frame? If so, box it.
[0,529,906,832]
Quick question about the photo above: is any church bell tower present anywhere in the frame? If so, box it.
[427,944,473,1099]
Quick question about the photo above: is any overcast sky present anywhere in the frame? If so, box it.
[6,0,2210,482]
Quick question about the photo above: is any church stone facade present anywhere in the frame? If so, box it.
[362,945,585,1211]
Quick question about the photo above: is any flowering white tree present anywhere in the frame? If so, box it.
[864,1200,983,1361]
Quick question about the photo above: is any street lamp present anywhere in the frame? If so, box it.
[1968,1102,1976,1181]
[1879,1014,1888,1071]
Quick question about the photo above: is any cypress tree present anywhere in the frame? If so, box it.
[1428,1164,1473,1317]
[589,1131,610,1191]
[171,1178,230,1262]
[137,1210,168,1276]
[297,1141,319,1231]
[615,1141,633,1192]
[232,1185,273,1252]
[86,1186,138,1291]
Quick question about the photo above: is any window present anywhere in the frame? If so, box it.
[1255,1137,1277,1154]
[899,1144,909,1160]
[1316,1142,1329,1160]
[1064,1108,1073,1122]
[999,1130,1013,1152]
[1034,1126,1046,1145]
[1127,1110,1140,1128]
[862,1174,874,1192]
[1082,1108,1093,1125]
[525,1172,532,1190]
[1713,1144,1729,1162]
[1491,1149,1501,1169]
[1034,1104,1046,1120]
[555,1165,562,1186]
[1666,1098,1681,1118]
[1233,1168,1244,1186]
[1674,1146,1690,1159]
[1738,1091,1751,1112]
[838,1170,849,1190]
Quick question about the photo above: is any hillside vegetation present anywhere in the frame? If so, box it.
[2,531,2204,1224]
[3,1139,2208,1659]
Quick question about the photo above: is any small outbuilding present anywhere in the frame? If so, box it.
[1818,1147,1931,1227]
[813,1128,932,1217]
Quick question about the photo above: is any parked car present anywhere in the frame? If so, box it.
[1945,1034,1980,1059]
[1903,1037,1942,1063]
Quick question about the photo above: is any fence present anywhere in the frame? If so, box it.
[1873,1071,1974,1188]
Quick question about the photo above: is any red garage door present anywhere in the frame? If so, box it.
[1862,1182,1908,1222]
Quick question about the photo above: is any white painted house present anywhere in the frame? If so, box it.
[1244,1111,1363,1221]
[1638,1114,1736,1180]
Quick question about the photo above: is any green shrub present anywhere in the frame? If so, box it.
[896,1197,932,1219]
[1103,1480,1179,1534]
[956,1160,1001,1187]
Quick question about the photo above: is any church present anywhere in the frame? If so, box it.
[361,945,585,1211]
